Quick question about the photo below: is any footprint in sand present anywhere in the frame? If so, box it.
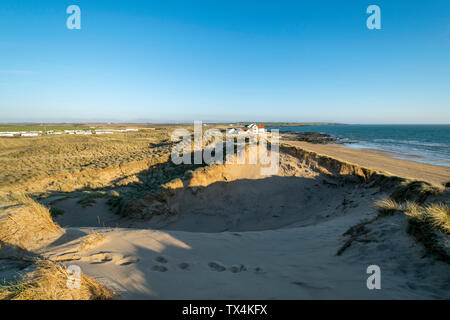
[229,264,247,273]
[85,252,121,264]
[116,256,139,266]
[84,252,140,265]
[254,267,265,274]
[151,265,168,272]
[208,262,226,272]
[178,263,190,270]
[155,256,168,263]
[88,253,113,264]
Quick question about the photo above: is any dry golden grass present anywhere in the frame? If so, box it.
[376,197,449,261]
[419,203,450,234]
[381,200,423,219]
[0,260,115,300]
[395,202,450,235]
[0,193,63,250]
[403,201,422,216]
[375,199,403,216]
[375,199,421,217]
[376,198,449,234]
[0,130,174,192]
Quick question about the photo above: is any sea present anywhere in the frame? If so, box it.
[267,124,450,168]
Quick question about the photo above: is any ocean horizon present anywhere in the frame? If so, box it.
[268,124,450,168]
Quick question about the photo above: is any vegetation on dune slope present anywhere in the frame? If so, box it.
[0,130,174,192]
[0,260,115,300]
[0,194,114,300]
[376,199,449,234]
[0,193,63,251]
[376,192,449,262]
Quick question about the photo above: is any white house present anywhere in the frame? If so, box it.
[238,128,251,135]
[228,123,266,135]
[247,123,265,134]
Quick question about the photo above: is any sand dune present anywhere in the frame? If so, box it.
[23,145,449,299]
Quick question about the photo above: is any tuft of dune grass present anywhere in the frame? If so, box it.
[375,199,403,216]
[0,193,63,250]
[422,203,450,234]
[376,197,449,262]
[377,198,449,235]
[0,260,115,300]
[399,202,449,235]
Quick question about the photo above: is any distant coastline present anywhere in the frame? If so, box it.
[273,124,450,168]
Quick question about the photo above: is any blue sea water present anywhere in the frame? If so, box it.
[268,125,450,168]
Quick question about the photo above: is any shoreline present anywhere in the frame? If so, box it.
[277,125,450,170]
[282,140,450,186]
[345,145,450,168]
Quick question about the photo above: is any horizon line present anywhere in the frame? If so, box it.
[1,121,449,126]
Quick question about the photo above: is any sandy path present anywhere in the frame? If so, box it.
[283,141,450,186]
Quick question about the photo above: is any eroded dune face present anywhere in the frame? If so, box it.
[134,153,376,232]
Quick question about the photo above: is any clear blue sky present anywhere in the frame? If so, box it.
[0,0,449,123]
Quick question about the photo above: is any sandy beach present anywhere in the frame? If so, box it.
[283,140,450,186]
